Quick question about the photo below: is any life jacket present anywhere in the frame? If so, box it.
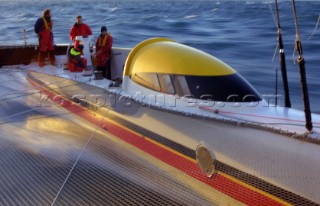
[68,48,86,72]
[70,48,81,56]
[42,17,52,31]
[98,33,110,47]
[34,16,52,34]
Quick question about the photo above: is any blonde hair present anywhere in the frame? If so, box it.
[42,9,51,18]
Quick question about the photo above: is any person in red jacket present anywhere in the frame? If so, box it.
[34,9,55,67]
[69,16,92,41]
[68,40,87,72]
[95,26,113,79]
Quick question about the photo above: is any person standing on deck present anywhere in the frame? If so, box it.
[34,9,55,67]
[69,16,93,41]
[95,26,113,79]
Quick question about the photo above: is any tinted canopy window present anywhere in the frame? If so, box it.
[131,73,261,102]
[182,74,261,102]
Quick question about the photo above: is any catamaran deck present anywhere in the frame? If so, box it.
[0,66,241,206]
[3,59,320,205]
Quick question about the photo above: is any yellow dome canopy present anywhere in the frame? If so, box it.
[124,37,236,77]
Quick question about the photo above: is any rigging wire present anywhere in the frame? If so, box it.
[307,13,320,40]
[0,67,114,206]
[0,109,77,125]
[50,106,111,206]
[268,2,279,106]
[0,68,91,102]
[0,68,101,126]
[268,2,279,65]
[0,108,36,122]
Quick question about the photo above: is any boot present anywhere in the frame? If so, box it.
[48,50,56,66]
[38,51,46,67]
[106,58,112,80]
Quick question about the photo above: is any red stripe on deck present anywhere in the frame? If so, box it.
[28,76,286,206]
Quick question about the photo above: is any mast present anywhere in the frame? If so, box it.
[291,0,313,132]
[275,0,291,108]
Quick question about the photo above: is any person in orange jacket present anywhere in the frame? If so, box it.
[68,40,87,72]
[69,16,92,41]
[34,9,55,67]
[95,26,113,79]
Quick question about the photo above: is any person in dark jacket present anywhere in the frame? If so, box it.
[95,26,113,79]
[69,16,93,41]
[34,9,55,67]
